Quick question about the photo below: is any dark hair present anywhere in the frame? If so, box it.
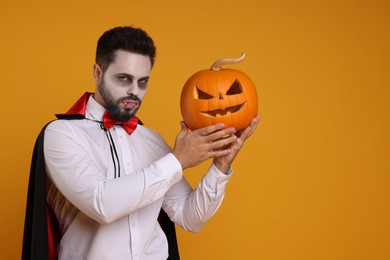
[96,26,157,71]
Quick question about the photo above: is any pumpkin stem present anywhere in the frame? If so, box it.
[210,53,246,71]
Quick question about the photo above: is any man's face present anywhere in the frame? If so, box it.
[94,50,152,121]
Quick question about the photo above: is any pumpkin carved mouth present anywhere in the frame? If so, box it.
[200,102,246,117]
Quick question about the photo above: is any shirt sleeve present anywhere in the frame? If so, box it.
[44,121,183,224]
[162,162,233,233]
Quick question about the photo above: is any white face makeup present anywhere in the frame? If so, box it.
[94,50,152,121]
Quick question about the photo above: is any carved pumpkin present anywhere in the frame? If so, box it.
[180,53,258,131]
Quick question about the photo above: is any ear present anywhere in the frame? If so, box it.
[93,63,103,84]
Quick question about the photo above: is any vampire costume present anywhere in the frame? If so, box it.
[22,93,180,260]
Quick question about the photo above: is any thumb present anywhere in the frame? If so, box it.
[177,121,188,137]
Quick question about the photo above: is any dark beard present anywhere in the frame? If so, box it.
[107,95,141,121]
[99,81,142,122]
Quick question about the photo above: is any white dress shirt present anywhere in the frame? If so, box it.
[44,95,232,260]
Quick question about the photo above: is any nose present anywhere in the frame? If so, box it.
[218,92,227,110]
[127,83,140,96]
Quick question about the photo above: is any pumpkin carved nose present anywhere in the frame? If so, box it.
[219,92,224,100]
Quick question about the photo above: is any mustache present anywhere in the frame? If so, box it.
[118,94,141,103]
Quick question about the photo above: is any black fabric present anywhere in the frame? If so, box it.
[22,121,180,259]
[159,209,180,260]
[22,124,52,260]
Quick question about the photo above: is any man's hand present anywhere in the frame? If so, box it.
[213,115,261,174]
[172,122,238,170]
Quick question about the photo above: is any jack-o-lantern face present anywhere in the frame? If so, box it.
[181,54,258,131]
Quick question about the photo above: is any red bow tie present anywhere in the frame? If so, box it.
[103,111,139,135]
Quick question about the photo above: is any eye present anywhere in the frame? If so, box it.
[138,78,149,89]
[194,86,214,99]
[117,75,131,83]
[226,79,243,95]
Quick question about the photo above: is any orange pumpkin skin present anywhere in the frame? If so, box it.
[180,68,258,131]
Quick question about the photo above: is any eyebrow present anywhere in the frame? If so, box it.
[116,73,134,79]
[116,73,149,81]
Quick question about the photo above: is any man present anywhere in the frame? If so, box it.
[23,26,260,260]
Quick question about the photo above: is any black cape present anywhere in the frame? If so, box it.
[22,112,180,259]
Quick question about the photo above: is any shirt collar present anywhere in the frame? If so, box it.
[85,95,106,122]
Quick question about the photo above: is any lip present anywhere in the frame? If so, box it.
[122,100,139,109]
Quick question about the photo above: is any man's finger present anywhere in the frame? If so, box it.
[195,123,226,136]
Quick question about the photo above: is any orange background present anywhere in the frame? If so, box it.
[1,0,389,259]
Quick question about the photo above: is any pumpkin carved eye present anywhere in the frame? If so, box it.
[226,79,243,95]
[194,87,214,100]
[195,79,243,100]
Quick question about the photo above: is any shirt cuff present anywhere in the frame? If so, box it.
[212,162,233,177]
[203,163,233,196]
[155,153,183,185]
